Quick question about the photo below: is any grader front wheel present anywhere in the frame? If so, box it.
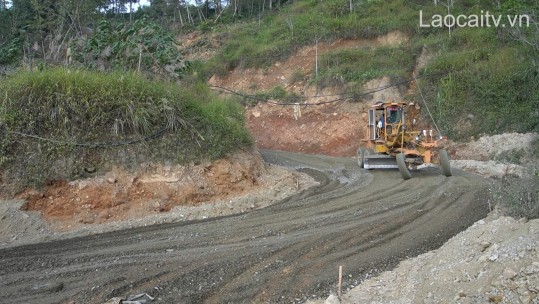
[397,153,411,180]
[439,149,452,177]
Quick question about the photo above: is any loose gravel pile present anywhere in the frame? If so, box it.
[449,133,537,179]
[309,214,538,304]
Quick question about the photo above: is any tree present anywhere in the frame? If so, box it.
[503,1,539,55]
[0,0,12,10]
[0,2,13,48]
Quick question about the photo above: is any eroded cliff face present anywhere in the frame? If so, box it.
[7,149,314,235]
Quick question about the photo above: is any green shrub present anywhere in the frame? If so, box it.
[72,18,189,80]
[0,68,252,191]
[422,44,539,139]
[0,37,22,65]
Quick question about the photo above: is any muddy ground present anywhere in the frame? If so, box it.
[0,150,490,303]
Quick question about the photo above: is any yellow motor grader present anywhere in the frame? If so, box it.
[357,101,452,180]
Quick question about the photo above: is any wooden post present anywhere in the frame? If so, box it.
[138,44,142,73]
[338,265,343,301]
[315,38,319,77]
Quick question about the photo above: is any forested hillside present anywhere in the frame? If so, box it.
[0,0,257,190]
[4,0,536,138]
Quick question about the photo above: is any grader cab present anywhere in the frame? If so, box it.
[357,101,452,180]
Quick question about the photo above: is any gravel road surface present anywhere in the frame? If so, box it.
[0,151,490,303]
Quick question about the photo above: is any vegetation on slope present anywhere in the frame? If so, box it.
[422,25,539,139]
[2,0,537,141]
[202,0,427,78]
[197,0,539,139]
[1,0,538,189]
[72,18,189,80]
[0,68,252,190]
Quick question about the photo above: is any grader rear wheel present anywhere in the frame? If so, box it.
[397,153,412,180]
[439,149,452,177]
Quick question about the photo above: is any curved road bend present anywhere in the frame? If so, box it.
[0,150,490,303]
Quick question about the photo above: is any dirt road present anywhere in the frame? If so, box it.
[0,151,489,304]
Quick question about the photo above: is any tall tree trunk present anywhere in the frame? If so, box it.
[215,0,221,15]
[198,6,206,21]
[186,4,194,24]
[129,1,133,23]
[177,4,184,26]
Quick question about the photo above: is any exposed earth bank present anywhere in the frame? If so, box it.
[203,31,410,157]
[246,102,366,156]
[0,149,318,248]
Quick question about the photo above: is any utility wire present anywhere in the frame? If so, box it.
[415,80,443,137]
[210,72,447,106]
[4,73,447,147]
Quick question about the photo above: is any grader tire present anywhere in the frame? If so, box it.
[397,153,412,180]
[439,149,452,177]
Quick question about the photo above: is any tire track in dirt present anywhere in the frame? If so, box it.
[0,151,489,304]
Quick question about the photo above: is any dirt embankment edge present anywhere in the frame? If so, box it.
[0,149,318,248]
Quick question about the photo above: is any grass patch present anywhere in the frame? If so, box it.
[423,46,539,139]
[203,0,424,72]
[194,0,539,142]
[314,46,415,87]
[0,68,252,191]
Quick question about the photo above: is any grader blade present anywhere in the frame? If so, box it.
[364,155,399,169]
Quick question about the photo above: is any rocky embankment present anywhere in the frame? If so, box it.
[310,215,538,304]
